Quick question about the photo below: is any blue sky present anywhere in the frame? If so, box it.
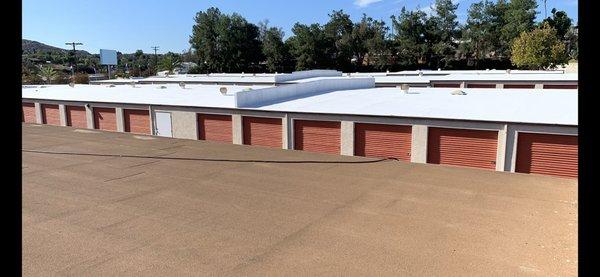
[23,0,578,54]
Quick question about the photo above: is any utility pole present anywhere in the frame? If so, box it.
[544,0,547,19]
[151,46,160,74]
[65,42,83,77]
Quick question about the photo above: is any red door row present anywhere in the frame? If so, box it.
[23,104,579,178]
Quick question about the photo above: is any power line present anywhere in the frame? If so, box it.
[151,46,160,74]
[65,42,83,76]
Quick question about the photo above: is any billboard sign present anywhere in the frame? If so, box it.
[100,49,117,65]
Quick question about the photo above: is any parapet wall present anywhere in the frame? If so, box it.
[234,77,375,108]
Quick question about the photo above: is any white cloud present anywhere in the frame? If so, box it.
[354,0,383,8]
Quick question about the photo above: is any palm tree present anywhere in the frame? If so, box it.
[159,54,181,75]
[38,66,58,84]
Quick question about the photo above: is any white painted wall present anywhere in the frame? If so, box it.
[274,70,342,82]
[235,78,375,108]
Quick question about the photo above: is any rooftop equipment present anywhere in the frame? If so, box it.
[220,87,228,95]
[400,84,410,94]
[451,89,467,95]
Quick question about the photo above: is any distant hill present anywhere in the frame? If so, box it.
[22,39,92,56]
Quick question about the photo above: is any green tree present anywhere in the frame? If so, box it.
[352,14,390,70]
[260,26,289,72]
[323,10,354,71]
[501,0,537,47]
[510,23,568,69]
[460,0,509,63]
[159,52,182,74]
[189,7,262,72]
[542,8,572,39]
[428,0,460,68]
[391,7,429,68]
[38,66,58,84]
[286,23,330,70]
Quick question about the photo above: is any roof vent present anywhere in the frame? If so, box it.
[451,89,467,95]
[219,87,228,95]
[40,85,47,88]
[107,84,116,88]
[506,69,511,74]
[438,68,442,71]
[179,82,186,89]
[400,84,410,93]
[129,82,136,88]
[68,82,75,87]
[418,71,423,77]
[158,85,167,89]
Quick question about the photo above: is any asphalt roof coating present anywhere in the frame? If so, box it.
[22,124,577,276]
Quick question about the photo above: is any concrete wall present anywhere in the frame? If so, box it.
[170,111,198,140]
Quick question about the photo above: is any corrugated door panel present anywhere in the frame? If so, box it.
[516,133,578,178]
[427,127,498,170]
[243,116,282,148]
[93,107,117,131]
[543,84,578,89]
[198,114,232,143]
[22,103,36,123]
[504,84,535,89]
[294,120,340,154]
[354,123,412,161]
[466,83,496,88]
[124,109,150,134]
[41,104,60,125]
[432,83,460,88]
[66,106,87,128]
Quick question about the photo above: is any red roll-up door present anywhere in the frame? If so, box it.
[197,114,232,143]
[22,103,36,123]
[243,116,282,148]
[41,104,60,125]
[504,84,535,89]
[294,120,340,154]
[516,133,578,178]
[124,109,150,134]
[466,83,496,88]
[427,127,498,170]
[93,107,117,131]
[354,123,412,161]
[66,106,87,128]
[432,83,461,88]
[543,84,578,89]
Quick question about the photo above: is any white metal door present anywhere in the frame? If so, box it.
[155,112,173,137]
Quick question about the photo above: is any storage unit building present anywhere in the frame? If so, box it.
[22,82,578,178]
[197,114,232,143]
[124,109,150,134]
[242,116,282,148]
[427,127,499,170]
[293,120,341,154]
[93,107,117,131]
[354,123,412,161]
[41,104,60,125]
[66,105,87,128]
[516,133,578,178]
[22,102,36,123]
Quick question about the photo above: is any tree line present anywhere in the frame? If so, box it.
[188,0,577,73]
